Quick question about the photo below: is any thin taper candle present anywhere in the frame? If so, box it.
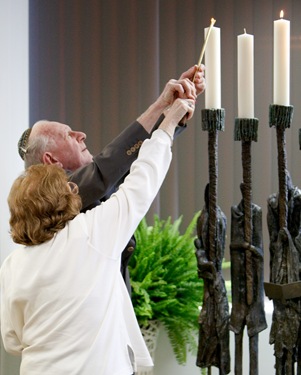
[192,18,216,82]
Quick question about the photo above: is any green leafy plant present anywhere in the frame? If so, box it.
[129,212,203,365]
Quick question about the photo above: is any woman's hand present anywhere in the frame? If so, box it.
[159,98,195,139]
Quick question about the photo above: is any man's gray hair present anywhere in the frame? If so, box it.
[24,134,57,169]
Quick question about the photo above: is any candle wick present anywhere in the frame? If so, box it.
[244,28,246,34]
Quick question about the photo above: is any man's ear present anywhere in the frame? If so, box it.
[42,152,63,168]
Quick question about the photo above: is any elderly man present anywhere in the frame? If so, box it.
[17,65,206,294]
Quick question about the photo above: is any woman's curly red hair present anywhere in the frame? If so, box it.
[8,164,82,246]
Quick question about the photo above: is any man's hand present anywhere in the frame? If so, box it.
[158,78,197,108]
[137,64,205,133]
[157,64,205,109]
[180,64,206,96]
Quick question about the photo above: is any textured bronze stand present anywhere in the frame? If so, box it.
[231,118,267,375]
[202,109,225,264]
[234,118,259,306]
[195,108,230,375]
[264,104,296,299]
[264,104,301,375]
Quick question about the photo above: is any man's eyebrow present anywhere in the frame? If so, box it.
[63,127,72,137]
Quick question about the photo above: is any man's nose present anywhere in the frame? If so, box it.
[74,131,86,142]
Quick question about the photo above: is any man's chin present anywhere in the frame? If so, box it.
[81,155,93,167]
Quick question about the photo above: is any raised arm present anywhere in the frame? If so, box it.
[137,64,205,133]
[85,98,196,258]
[70,65,205,210]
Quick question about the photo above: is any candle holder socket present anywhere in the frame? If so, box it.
[269,104,294,130]
[201,108,225,132]
[234,118,259,142]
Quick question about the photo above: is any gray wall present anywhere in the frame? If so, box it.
[0,1,28,374]
[29,0,301,280]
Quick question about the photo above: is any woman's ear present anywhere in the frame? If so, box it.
[42,152,63,168]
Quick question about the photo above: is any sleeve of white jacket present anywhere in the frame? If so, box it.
[0,267,23,356]
[83,129,172,259]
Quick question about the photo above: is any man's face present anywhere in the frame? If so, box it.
[41,122,93,171]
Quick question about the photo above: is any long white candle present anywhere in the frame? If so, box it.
[237,30,254,118]
[273,11,290,106]
[204,25,221,109]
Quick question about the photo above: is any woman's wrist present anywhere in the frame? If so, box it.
[158,119,177,141]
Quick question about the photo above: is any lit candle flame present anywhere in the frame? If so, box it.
[280,10,284,19]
